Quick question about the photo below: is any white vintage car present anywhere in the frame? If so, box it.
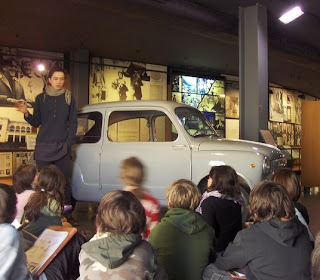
[71,100,286,217]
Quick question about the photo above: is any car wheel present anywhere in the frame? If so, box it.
[239,185,250,224]
[197,175,209,194]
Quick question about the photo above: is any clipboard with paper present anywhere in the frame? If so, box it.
[26,226,77,277]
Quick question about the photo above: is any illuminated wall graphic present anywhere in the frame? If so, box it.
[172,74,226,137]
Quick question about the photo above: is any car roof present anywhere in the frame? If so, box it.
[78,100,193,112]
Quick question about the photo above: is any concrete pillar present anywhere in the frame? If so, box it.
[68,49,89,108]
[239,4,268,141]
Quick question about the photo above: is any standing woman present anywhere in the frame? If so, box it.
[15,67,77,209]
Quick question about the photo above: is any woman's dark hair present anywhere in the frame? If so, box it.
[47,67,66,79]
[13,164,37,194]
[271,168,301,202]
[24,165,65,222]
[249,181,295,223]
[207,165,240,197]
[96,190,146,235]
[0,184,17,224]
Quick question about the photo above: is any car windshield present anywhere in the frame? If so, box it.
[175,107,220,138]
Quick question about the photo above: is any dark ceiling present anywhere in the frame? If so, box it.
[2,0,320,94]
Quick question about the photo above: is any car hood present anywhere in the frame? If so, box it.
[196,137,283,160]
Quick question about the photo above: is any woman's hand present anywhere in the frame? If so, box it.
[14,100,29,115]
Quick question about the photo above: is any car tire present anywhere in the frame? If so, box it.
[239,185,250,224]
[197,175,209,194]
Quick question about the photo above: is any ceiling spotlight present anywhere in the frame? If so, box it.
[279,6,304,24]
[37,64,45,72]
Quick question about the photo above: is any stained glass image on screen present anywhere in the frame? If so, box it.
[172,92,182,103]
[197,78,214,94]
[182,76,197,93]
[203,111,215,124]
[181,93,201,108]
[198,95,215,112]
[172,75,180,92]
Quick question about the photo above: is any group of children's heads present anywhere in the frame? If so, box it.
[12,163,64,196]
[205,165,302,223]
[3,159,308,230]
[113,160,306,234]
[0,164,66,226]
[2,158,319,279]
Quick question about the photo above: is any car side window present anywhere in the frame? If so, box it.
[76,112,102,144]
[107,110,178,142]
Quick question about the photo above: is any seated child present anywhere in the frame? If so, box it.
[120,157,160,238]
[203,181,313,280]
[0,183,84,280]
[196,165,242,252]
[23,165,64,237]
[12,163,37,225]
[148,179,215,280]
[272,168,313,241]
[0,183,32,280]
[79,190,166,279]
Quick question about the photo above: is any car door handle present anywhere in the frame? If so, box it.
[172,144,187,149]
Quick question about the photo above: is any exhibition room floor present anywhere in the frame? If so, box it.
[300,187,320,237]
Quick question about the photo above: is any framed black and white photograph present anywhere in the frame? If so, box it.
[89,58,167,104]
[0,46,63,108]
[0,46,64,150]
[269,88,284,122]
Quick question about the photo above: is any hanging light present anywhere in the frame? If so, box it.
[279,6,304,24]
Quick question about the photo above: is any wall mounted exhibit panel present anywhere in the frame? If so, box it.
[301,101,320,187]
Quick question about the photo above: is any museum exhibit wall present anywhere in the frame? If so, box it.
[88,57,168,142]
[0,45,317,176]
[0,46,64,177]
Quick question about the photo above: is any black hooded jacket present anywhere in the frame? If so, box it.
[215,216,313,280]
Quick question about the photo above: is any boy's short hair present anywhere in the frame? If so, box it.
[166,179,201,210]
[120,157,144,187]
[0,184,17,224]
[249,181,295,223]
[96,190,146,235]
[13,163,37,194]
[271,168,301,202]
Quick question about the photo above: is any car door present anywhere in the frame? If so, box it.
[99,106,191,205]
[71,109,104,202]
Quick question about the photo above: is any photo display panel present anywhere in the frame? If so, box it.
[171,74,225,136]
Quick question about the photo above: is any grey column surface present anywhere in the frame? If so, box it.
[69,49,90,108]
[239,4,268,142]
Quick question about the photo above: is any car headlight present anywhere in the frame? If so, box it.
[262,157,271,175]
